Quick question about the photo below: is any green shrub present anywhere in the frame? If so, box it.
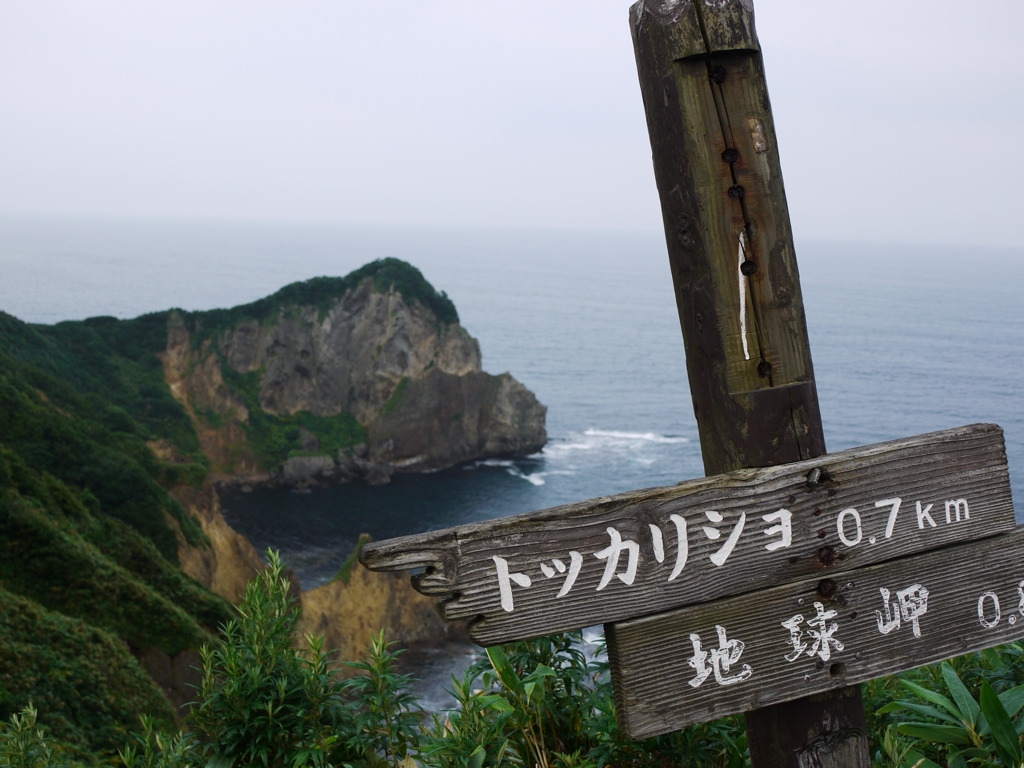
[0,705,75,768]
[340,630,422,767]
[872,649,1024,767]
[188,550,344,768]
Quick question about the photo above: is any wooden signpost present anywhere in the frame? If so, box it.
[363,425,1015,647]
[361,1,1020,765]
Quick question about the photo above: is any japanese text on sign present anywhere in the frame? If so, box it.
[491,494,973,613]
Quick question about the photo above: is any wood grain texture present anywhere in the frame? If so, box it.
[630,0,819,473]
[608,527,1024,739]
[360,424,1013,645]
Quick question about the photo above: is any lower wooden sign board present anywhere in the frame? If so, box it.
[361,424,1013,646]
[607,528,1024,740]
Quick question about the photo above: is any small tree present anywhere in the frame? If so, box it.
[188,550,344,768]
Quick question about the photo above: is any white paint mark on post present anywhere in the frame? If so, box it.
[737,230,750,361]
[748,117,769,153]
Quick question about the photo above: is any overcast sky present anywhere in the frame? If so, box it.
[1,0,1021,248]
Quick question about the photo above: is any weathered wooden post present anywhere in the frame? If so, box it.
[625,0,857,762]
[360,1,1021,766]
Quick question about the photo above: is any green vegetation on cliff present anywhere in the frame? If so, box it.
[184,257,459,344]
[0,257,465,756]
[0,311,229,754]
[217,365,367,472]
[0,318,234,754]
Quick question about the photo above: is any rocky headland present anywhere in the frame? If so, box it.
[164,258,546,489]
[0,258,545,753]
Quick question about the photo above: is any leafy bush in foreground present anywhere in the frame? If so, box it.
[8,551,1024,767]
[189,550,344,768]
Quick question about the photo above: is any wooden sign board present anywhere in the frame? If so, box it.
[608,528,1024,739]
[360,423,1014,646]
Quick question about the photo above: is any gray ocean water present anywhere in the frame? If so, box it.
[2,214,1022,587]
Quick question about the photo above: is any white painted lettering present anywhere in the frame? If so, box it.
[780,613,807,662]
[709,512,746,567]
[915,501,937,529]
[538,552,584,599]
[492,556,531,613]
[876,497,902,539]
[875,583,929,637]
[762,508,793,552]
[875,587,901,635]
[649,524,665,563]
[837,507,863,547]
[978,591,1001,629]
[895,584,929,637]
[688,625,753,688]
[945,498,970,523]
[686,633,711,688]
[594,527,640,590]
[667,513,689,581]
[782,602,844,662]
[702,510,723,540]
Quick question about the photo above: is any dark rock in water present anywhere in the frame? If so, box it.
[368,368,547,472]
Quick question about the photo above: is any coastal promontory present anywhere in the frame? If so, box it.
[0,258,545,754]
[164,258,547,487]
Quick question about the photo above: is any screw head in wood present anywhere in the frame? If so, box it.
[727,184,745,199]
[818,546,837,566]
[740,260,757,276]
[721,147,739,164]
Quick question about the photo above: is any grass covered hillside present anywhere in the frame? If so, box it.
[0,258,459,757]
[0,311,234,757]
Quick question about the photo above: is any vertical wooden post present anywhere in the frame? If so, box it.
[626,0,870,764]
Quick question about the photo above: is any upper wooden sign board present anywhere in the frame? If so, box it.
[360,423,1014,646]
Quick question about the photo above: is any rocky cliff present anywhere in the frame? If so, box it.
[163,258,547,487]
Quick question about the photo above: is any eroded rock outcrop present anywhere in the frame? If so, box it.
[298,562,455,669]
[172,482,263,603]
[160,259,547,488]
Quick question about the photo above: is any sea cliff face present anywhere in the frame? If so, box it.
[162,261,547,487]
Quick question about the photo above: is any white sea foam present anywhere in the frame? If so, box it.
[468,458,555,486]
[542,429,690,463]
[582,428,690,445]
